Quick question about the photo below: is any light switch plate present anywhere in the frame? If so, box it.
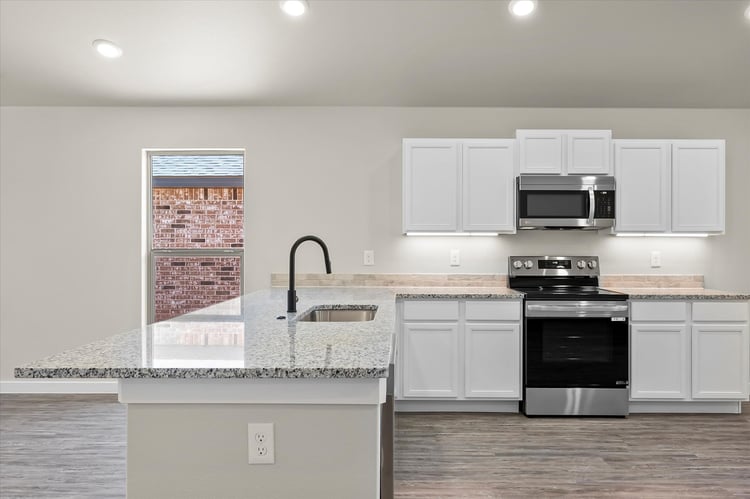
[363,250,375,266]
[450,249,460,266]
[650,251,661,268]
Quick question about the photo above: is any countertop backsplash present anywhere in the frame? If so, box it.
[272,273,703,289]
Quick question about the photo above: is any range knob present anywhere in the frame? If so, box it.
[588,260,598,269]
[576,260,586,269]
[524,260,534,269]
[512,260,523,269]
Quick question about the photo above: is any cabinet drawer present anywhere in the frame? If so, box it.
[692,302,749,322]
[403,300,459,321]
[465,300,521,321]
[631,301,687,322]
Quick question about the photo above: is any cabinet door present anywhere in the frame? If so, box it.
[692,324,749,400]
[671,140,725,233]
[630,324,689,400]
[517,130,563,174]
[402,323,459,398]
[462,139,516,233]
[566,130,612,175]
[402,139,459,232]
[614,140,670,232]
[464,323,520,399]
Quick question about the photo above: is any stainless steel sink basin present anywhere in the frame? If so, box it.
[297,306,377,322]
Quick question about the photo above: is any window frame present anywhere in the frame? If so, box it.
[146,149,245,324]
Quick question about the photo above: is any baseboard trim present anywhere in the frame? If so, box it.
[629,400,743,414]
[396,399,520,413]
[0,380,118,394]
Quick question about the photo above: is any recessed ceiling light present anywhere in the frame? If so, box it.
[92,39,122,58]
[280,0,308,17]
[509,0,537,17]
[745,4,750,20]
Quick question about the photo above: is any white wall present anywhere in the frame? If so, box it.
[1,106,748,381]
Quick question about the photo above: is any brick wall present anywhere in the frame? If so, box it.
[154,256,242,322]
[152,187,243,248]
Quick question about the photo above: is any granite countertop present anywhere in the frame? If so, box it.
[16,287,398,380]
[606,287,750,300]
[15,282,747,381]
[15,286,525,381]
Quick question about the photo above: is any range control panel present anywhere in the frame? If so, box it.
[509,256,600,277]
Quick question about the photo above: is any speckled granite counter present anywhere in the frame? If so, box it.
[15,287,399,380]
[14,286,522,380]
[605,287,750,300]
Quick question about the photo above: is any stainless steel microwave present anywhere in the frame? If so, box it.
[517,175,615,230]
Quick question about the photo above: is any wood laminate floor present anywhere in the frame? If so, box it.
[0,395,748,498]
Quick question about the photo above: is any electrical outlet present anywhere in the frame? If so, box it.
[450,249,460,266]
[650,251,662,268]
[363,250,375,266]
[248,423,275,464]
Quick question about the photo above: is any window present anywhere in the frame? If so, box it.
[147,151,244,323]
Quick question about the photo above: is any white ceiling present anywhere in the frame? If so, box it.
[1,0,749,107]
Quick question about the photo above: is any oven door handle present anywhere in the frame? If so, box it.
[587,187,595,224]
[526,303,629,318]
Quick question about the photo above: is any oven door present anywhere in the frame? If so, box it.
[525,301,629,389]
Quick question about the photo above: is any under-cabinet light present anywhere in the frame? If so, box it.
[405,232,500,237]
[614,233,711,238]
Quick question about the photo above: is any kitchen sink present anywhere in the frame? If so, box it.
[296,306,377,322]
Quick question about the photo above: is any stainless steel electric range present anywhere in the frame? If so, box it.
[509,256,630,416]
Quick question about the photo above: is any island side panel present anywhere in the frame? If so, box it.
[127,402,381,499]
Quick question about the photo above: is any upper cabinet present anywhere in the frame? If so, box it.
[614,140,671,232]
[403,138,516,234]
[671,140,725,233]
[517,129,612,175]
[614,139,725,234]
[402,140,459,232]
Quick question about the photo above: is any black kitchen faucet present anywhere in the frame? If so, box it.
[287,235,332,313]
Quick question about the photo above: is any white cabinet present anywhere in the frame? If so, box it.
[613,139,725,234]
[691,300,749,400]
[462,140,516,232]
[630,300,749,403]
[631,324,689,399]
[464,323,520,398]
[613,140,671,232]
[402,138,516,234]
[517,129,611,175]
[402,140,459,232]
[398,299,522,403]
[672,140,725,233]
[692,325,749,399]
[402,323,459,398]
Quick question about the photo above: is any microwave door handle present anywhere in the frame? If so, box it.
[587,187,595,224]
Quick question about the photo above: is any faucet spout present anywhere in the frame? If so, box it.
[288,235,332,313]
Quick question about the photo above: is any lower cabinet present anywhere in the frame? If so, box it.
[631,324,689,399]
[402,323,459,398]
[464,323,521,398]
[398,299,522,401]
[630,301,749,403]
[692,324,749,399]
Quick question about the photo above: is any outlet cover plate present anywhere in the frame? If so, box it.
[248,423,275,464]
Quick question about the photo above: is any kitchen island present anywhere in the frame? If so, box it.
[16,287,398,498]
[15,285,520,498]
